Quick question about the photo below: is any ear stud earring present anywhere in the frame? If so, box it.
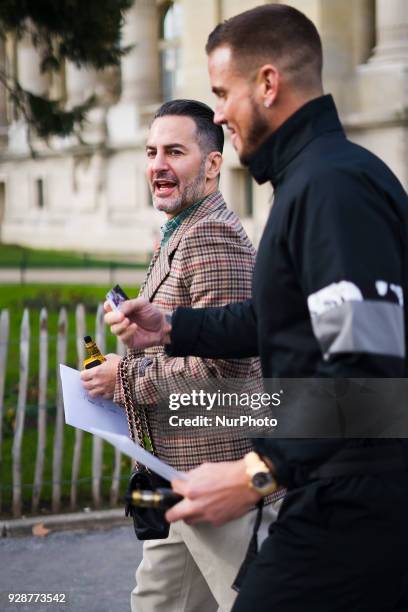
[264,100,271,108]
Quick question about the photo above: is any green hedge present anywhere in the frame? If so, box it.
[0,243,148,268]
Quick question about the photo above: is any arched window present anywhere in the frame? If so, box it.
[159,2,182,101]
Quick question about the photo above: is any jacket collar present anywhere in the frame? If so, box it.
[140,190,226,300]
[247,94,344,186]
[166,190,225,256]
[160,197,204,247]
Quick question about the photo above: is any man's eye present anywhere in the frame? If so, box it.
[170,150,183,156]
[146,150,155,158]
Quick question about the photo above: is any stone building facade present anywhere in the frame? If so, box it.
[0,0,407,257]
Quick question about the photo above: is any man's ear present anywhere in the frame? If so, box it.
[257,64,280,108]
[206,151,223,180]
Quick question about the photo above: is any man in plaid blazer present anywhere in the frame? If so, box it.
[82,99,280,612]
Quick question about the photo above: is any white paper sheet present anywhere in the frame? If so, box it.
[60,364,129,437]
[60,364,185,481]
[91,429,185,482]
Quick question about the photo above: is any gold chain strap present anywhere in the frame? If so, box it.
[119,355,155,471]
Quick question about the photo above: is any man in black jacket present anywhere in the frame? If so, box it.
[106,4,408,611]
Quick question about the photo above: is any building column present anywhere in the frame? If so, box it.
[0,38,8,145]
[17,33,50,96]
[356,0,408,112]
[180,0,220,104]
[121,0,160,106]
[8,34,52,152]
[370,0,408,64]
[65,63,97,108]
[345,0,408,189]
[107,0,160,144]
[65,62,110,145]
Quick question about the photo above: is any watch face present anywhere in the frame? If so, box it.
[253,472,273,488]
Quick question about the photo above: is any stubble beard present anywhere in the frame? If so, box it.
[239,96,271,167]
[152,158,207,215]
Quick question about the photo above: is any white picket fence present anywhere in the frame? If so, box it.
[0,304,126,518]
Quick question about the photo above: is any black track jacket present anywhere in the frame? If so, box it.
[166,95,408,488]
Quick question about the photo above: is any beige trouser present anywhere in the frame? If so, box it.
[131,503,280,612]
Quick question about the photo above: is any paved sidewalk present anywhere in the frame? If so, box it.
[0,509,142,612]
[0,267,147,286]
[0,525,143,612]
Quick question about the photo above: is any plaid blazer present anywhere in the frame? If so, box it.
[114,190,262,471]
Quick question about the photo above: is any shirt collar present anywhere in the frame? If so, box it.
[160,197,205,247]
[247,94,344,187]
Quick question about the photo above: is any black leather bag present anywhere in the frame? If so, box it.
[125,470,170,540]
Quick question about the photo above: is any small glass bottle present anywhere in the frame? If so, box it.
[83,335,106,369]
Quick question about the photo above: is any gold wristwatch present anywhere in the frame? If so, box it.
[244,451,278,496]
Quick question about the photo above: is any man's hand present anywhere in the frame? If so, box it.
[104,297,171,349]
[165,460,262,527]
[80,353,121,399]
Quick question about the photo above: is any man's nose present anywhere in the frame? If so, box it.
[213,103,226,125]
[151,151,170,172]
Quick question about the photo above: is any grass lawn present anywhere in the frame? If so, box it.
[0,243,148,268]
[0,283,139,516]
[1,422,132,516]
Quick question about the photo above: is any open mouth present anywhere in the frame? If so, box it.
[153,178,178,197]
